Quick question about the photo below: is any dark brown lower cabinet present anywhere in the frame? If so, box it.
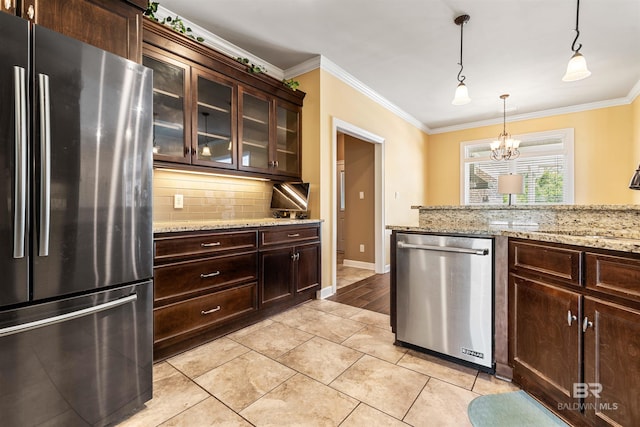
[260,242,321,307]
[260,247,294,305]
[509,239,640,426]
[583,297,640,426]
[154,223,321,360]
[510,275,582,413]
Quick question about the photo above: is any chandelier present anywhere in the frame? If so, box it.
[490,94,520,161]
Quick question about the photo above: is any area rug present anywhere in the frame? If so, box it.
[468,390,570,427]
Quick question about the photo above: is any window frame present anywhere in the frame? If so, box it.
[459,128,575,205]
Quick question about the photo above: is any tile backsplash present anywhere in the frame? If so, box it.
[153,169,273,222]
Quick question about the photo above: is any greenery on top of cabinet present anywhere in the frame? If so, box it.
[144,2,205,43]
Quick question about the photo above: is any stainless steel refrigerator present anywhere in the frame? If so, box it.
[0,12,153,427]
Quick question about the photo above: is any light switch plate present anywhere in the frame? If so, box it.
[174,194,184,209]
[359,244,365,252]
[359,191,364,199]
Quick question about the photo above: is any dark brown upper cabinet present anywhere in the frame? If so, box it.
[143,18,305,180]
[4,0,145,62]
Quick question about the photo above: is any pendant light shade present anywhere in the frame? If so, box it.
[452,82,471,106]
[562,52,591,82]
[629,165,640,190]
[563,0,591,82]
[452,14,471,105]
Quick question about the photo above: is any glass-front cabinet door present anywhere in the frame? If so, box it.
[192,69,236,168]
[275,101,301,177]
[143,51,190,163]
[238,87,272,173]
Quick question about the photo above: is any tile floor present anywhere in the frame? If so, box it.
[117,299,519,427]
[336,264,376,289]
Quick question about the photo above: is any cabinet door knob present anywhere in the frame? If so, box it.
[567,310,577,326]
[200,271,221,279]
[27,4,34,19]
[582,316,594,332]
[201,306,221,315]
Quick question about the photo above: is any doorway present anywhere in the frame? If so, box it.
[329,118,385,297]
[336,132,376,289]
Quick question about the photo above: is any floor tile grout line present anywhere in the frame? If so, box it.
[401,376,432,425]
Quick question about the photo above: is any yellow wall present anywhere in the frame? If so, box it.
[297,68,430,290]
[428,105,636,205]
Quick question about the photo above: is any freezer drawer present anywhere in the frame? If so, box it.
[395,233,494,369]
[0,281,153,427]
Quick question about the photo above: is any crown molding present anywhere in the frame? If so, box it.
[283,56,322,80]
[286,55,430,134]
[156,6,284,80]
[628,79,640,103]
[430,95,636,135]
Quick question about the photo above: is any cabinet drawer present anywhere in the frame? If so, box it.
[154,252,257,305]
[154,282,257,343]
[155,230,257,262]
[586,253,640,301]
[509,240,582,286]
[260,226,319,247]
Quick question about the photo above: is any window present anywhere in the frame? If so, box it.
[460,129,574,205]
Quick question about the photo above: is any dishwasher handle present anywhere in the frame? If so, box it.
[397,240,489,256]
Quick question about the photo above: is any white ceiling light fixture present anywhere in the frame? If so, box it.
[562,0,591,82]
[451,14,471,106]
[490,94,520,161]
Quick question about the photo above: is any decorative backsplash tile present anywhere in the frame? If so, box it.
[153,169,273,222]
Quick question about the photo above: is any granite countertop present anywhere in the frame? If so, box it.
[387,225,640,254]
[411,204,640,211]
[154,218,322,233]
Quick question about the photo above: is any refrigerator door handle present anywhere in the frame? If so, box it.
[0,293,138,338]
[38,73,51,257]
[13,66,27,259]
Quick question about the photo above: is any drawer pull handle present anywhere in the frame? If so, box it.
[200,271,221,279]
[567,310,577,326]
[201,306,221,315]
[582,316,594,332]
[201,242,221,247]
[287,233,300,238]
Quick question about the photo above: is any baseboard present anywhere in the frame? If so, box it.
[316,286,334,300]
[343,259,375,270]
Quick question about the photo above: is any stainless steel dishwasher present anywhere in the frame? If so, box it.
[395,232,494,370]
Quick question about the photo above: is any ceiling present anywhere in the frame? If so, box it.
[158,0,640,132]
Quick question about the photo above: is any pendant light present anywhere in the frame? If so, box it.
[201,112,212,157]
[562,0,591,82]
[452,14,471,105]
[490,94,520,161]
[629,164,640,190]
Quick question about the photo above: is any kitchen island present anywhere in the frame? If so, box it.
[388,204,640,427]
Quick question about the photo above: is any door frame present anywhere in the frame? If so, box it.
[330,118,385,296]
